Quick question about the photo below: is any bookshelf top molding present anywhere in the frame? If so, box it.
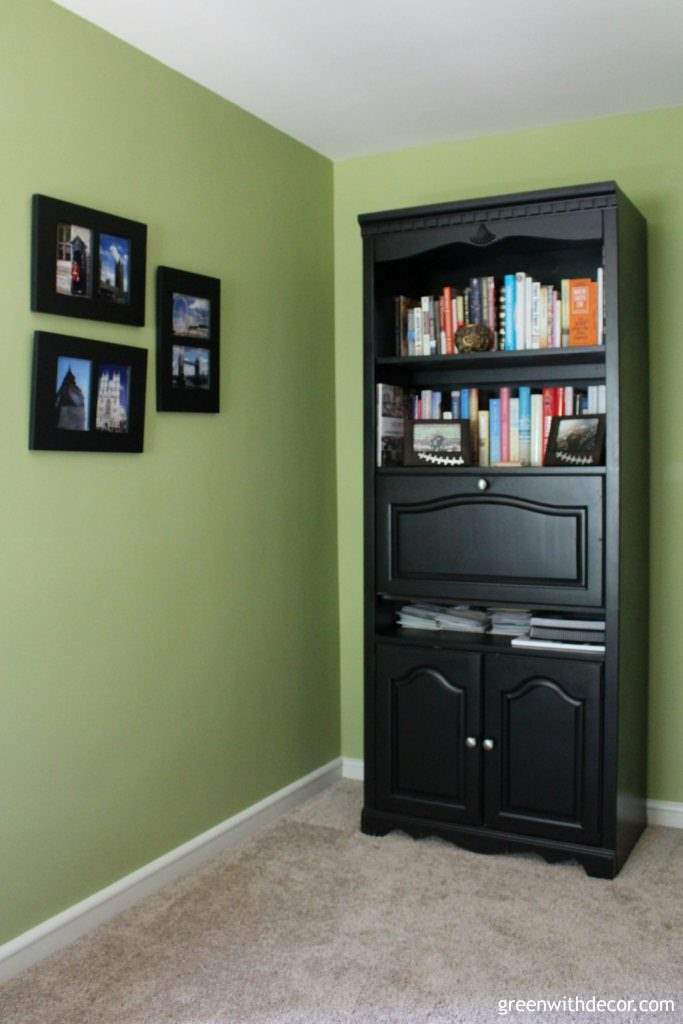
[358,182,618,238]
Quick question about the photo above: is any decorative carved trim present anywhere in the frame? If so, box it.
[360,193,616,237]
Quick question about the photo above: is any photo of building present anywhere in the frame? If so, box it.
[171,345,210,390]
[55,223,92,297]
[98,233,130,304]
[95,364,129,432]
[172,293,210,339]
[54,356,91,430]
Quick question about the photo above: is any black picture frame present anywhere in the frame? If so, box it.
[156,266,220,413]
[30,331,147,453]
[404,419,472,467]
[31,194,147,326]
[544,414,606,467]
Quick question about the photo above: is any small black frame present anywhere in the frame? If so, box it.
[404,419,473,467]
[544,414,606,467]
[31,194,147,326]
[156,266,220,413]
[30,331,147,453]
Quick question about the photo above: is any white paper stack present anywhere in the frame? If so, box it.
[487,608,533,637]
[397,604,490,633]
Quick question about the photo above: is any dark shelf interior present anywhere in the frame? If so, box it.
[377,625,606,661]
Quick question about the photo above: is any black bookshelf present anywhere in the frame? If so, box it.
[359,182,649,878]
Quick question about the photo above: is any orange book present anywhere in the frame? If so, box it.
[443,286,454,354]
[568,278,598,347]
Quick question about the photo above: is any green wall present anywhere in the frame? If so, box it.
[334,107,683,804]
[0,0,337,945]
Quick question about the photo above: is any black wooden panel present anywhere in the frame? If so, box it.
[377,473,603,606]
[376,644,482,824]
[483,654,602,845]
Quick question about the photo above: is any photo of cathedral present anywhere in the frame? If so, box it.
[54,356,91,431]
[95,364,130,433]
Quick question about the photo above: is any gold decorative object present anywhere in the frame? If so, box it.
[454,323,494,353]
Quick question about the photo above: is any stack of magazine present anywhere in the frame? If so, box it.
[397,604,490,633]
[511,615,605,653]
[488,608,532,637]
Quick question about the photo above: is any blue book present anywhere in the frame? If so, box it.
[518,386,531,465]
[432,392,442,419]
[489,399,501,464]
[451,390,460,420]
[504,275,516,350]
[460,388,470,421]
[470,278,482,325]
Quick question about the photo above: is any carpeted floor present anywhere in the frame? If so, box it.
[1,780,681,1024]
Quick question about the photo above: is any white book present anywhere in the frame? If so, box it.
[554,295,562,348]
[511,637,605,653]
[530,393,543,466]
[587,386,597,414]
[413,308,423,355]
[564,386,574,416]
[530,281,540,349]
[597,385,606,414]
[478,410,489,466]
[530,616,605,630]
[515,273,526,349]
[421,296,432,355]
[509,398,520,463]
[525,276,533,351]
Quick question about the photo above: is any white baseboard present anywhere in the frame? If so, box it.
[342,757,365,781]
[0,756,342,985]
[340,758,682,832]
[646,799,683,829]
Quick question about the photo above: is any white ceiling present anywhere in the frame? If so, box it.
[55,0,683,160]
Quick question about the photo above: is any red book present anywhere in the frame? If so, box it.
[555,386,564,416]
[542,387,557,456]
[500,387,510,462]
[443,286,454,355]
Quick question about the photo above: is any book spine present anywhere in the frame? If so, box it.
[460,388,470,422]
[561,279,569,346]
[569,278,598,347]
[413,307,423,355]
[597,267,604,345]
[530,280,540,349]
[451,390,460,420]
[542,387,555,458]
[515,272,525,349]
[554,292,562,348]
[509,397,520,463]
[488,277,498,348]
[564,386,574,416]
[531,393,544,466]
[469,387,479,457]
[555,385,564,417]
[456,294,464,332]
[504,274,516,350]
[478,410,489,466]
[518,386,531,466]
[525,276,533,352]
[489,398,501,465]
[443,285,454,355]
[500,386,510,463]
[470,278,482,325]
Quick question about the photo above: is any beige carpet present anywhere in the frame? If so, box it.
[1,781,681,1024]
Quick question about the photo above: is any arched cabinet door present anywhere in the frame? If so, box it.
[375,644,482,825]
[483,654,603,845]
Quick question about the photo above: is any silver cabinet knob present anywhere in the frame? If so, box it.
[477,477,489,491]
[482,738,495,751]
[465,736,478,748]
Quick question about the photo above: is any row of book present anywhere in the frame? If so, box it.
[396,604,605,652]
[395,272,604,356]
[377,382,606,467]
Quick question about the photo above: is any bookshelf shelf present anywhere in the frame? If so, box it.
[377,346,605,371]
[359,182,648,879]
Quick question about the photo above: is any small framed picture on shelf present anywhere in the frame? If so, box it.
[31,195,147,326]
[405,420,472,467]
[30,331,147,453]
[156,266,220,413]
[544,414,606,467]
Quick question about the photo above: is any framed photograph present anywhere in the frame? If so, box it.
[544,415,606,467]
[405,420,472,467]
[31,194,147,326]
[156,266,220,413]
[30,331,147,452]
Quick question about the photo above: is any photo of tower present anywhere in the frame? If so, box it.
[54,356,91,431]
[95,364,130,432]
[171,346,210,390]
[98,233,131,305]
